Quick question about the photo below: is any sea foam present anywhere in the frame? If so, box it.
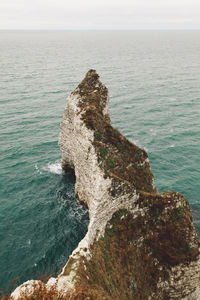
[42,162,63,175]
[35,161,63,175]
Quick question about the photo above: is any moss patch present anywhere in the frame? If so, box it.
[99,147,108,161]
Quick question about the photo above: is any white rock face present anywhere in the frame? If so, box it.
[11,280,44,299]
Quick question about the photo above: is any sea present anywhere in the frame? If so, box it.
[0,30,199,296]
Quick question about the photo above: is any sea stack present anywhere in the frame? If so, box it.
[11,70,200,299]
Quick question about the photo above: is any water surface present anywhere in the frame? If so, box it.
[0,30,199,295]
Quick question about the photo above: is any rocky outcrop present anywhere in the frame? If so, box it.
[11,70,200,299]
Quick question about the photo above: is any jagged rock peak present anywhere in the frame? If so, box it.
[73,69,108,100]
[74,69,106,93]
[60,70,156,195]
[73,69,110,125]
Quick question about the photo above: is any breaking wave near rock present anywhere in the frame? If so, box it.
[35,161,63,175]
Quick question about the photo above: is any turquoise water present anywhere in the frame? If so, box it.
[0,31,199,295]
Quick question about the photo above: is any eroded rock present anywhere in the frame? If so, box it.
[11,70,200,299]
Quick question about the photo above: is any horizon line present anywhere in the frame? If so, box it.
[1,29,200,31]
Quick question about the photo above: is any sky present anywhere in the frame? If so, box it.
[0,0,200,30]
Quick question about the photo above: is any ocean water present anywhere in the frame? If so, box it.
[0,31,200,295]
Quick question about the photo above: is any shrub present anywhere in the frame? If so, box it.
[95,131,102,141]
[106,158,116,169]
[171,207,182,222]
[99,147,108,160]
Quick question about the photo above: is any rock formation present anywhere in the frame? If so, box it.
[11,70,200,299]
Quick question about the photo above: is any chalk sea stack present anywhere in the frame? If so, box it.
[11,70,200,299]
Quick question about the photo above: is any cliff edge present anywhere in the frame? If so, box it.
[11,70,200,299]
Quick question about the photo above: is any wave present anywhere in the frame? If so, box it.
[35,161,63,175]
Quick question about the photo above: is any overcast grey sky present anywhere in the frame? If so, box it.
[0,0,200,30]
